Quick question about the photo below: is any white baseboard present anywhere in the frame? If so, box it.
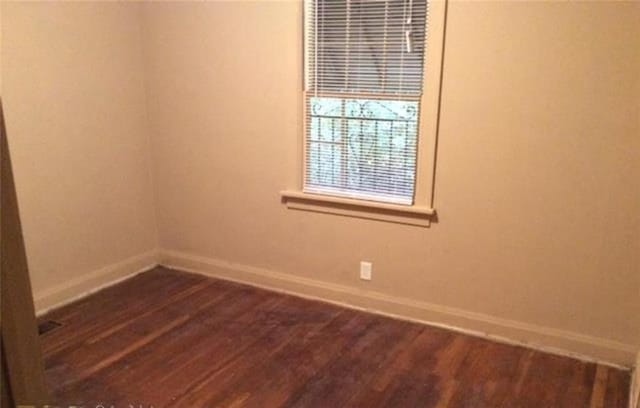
[34,249,160,315]
[160,249,636,369]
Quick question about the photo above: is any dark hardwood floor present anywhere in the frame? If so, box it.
[39,267,630,407]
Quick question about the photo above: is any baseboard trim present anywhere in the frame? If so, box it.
[160,249,636,369]
[34,249,160,315]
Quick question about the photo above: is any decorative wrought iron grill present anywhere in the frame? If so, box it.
[305,97,419,204]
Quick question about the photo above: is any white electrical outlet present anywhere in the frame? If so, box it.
[360,261,372,281]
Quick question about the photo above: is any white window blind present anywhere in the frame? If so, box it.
[304,0,429,205]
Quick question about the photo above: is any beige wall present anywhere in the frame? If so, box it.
[143,0,640,362]
[2,2,158,306]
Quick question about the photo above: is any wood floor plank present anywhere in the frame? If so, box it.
[200,306,357,405]
[39,267,631,408]
[589,365,609,408]
[603,366,631,408]
[40,269,206,356]
[168,297,352,407]
[58,283,282,406]
[283,317,411,408]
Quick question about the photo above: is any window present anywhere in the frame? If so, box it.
[304,0,429,205]
[282,0,445,225]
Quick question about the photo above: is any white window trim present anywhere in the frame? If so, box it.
[281,0,447,227]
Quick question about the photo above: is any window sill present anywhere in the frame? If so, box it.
[280,190,435,227]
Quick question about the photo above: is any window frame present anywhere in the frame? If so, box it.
[281,0,447,227]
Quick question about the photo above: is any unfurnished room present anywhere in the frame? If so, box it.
[1,0,639,407]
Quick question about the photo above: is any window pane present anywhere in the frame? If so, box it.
[305,96,419,205]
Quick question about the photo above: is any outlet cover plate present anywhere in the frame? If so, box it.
[360,261,372,281]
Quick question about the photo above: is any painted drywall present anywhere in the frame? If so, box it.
[2,2,158,305]
[142,0,640,363]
